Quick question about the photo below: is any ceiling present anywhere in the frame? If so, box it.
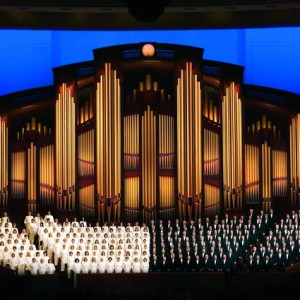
[1,1,300,30]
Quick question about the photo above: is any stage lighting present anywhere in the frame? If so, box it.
[123,0,167,22]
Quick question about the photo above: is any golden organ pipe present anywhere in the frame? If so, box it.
[96,64,121,221]
[145,74,151,90]
[85,101,89,122]
[0,117,8,207]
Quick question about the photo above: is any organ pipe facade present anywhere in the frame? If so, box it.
[244,144,260,204]
[96,63,121,222]
[11,151,26,199]
[1,43,299,221]
[0,116,8,209]
[142,106,157,222]
[290,114,300,206]
[177,62,202,220]
[222,82,243,210]
[55,83,76,211]
[40,144,55,205]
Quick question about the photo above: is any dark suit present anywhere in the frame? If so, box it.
[276,253,285,271]
[201,258,212,272]
[159,259,170,272]
[211,258,221,272]
[149,259,160,272]
[283,253,294,267]
[176,258,185,272]
[193,259,201,272]
[220,258,231,272]
[253,259,263,271]
[264,259,273,272]
[185,259,193,272]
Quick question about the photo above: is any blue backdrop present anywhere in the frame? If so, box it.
[0,27,299,96]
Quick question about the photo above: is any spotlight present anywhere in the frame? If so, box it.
[123,0,168,22]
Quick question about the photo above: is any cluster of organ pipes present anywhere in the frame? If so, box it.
[203,93,219,123]
[159,115,175,169]
[290,114,300,205]
[96,63,121,222]
[79,97,93,124]
[17,117,52,140]
[222,82,243,210]
[177,62,202,220]
[261,141,272,202]
[123,114,139,169]
[203,129,220,175]
[78,129,95,176]
[11,151,26,199]
[272,150,287,197]
[79,184,95,217]
[142,106,157,223]
[0,116,8,208]
[134,73,172,103]
[124,177,139,220]
[159,176,175,220]
[123,74,176,222]
[244,144,260,204]
[247,114,281,139]
[204,184,220,217]
[27,142,37,213]
[39,145,55,205]
[55,83,76,211]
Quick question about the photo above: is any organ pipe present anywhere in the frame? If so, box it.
[244,144,260,204]
[124,177,139,220]
[0,116,8,208]
[159,176,175,220]
[177,62,202,220]
[78,129,95,176]
[142,105,156,222]
[204,184,220,217]
[27,142,37,213]
[124,114,139,169]
[39,145,55,205]
[262,140,271,210]
[79,184,95,218]
[222,82,243,209]
[203,129,220,175]
[290,114,300,205]
[96,63,121,222]
[11,151,26,199]
[55,83,76,211]
[272,149,287,197]
[159,115,174,169]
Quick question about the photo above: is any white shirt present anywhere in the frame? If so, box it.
[106,260,115,273]
[123,260,131,273]
[90,261,98,274]
[141,261,149,273]
[30,261,39,275]
[73,261,82,274]
[46,263,56,274]
[98,261,106,273]
[38,262,47,274]
[81,261,90,274]
[24,215,34,227]
[132,261,141,273]
[115,260,123,273]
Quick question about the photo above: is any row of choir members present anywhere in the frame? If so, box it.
[1,250,55,275]
[71,256,149,275]
[24,211,150,232]
[43,237,150,263]
[37,230,151,244]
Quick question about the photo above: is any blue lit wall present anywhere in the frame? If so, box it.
[0,28,299,96]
